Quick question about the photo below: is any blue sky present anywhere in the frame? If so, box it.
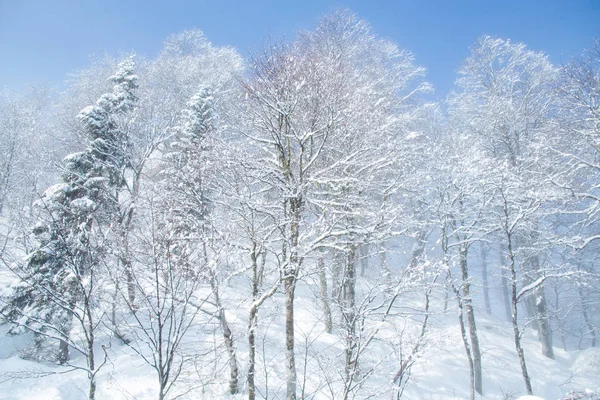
[1,0,599,98]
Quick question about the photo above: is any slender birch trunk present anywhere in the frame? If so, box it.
[209,263,238,394]
[204,239,238,394]
[500,252,512,323]
[285,275,297,400]
[578,286,597,347]
[460,246,482,395]
[506,234,533,395]
[456,294,475,400]
[343,244,357,391]
[529,256,554,359]
[480,242,491,315]
[285,195,301,400]
[318,255,333,334]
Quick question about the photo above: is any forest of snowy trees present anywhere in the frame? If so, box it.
[0,10,599,400]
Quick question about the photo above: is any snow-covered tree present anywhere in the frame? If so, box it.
[158,87,240,395]
[550,39,600,349]
[450,35,559,395]
[0,57,137,400]
[239,10,433,399]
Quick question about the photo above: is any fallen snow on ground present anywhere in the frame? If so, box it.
[0,280,598,399]
[571,347,600,376]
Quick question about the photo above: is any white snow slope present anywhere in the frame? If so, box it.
[0,276,597,400]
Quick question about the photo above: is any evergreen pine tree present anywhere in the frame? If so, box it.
[161,86,214,245]
[1,57,137,365]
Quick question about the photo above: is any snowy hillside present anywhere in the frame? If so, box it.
[1,8,599,400]
[0,273,597,399]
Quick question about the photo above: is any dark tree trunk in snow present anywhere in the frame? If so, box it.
[579,286,597,347]
[57,337,70,366]
[221,311,239,394]
[522,275,540,331]
[443,269,451,313]
[553,285,569,351]
[507,236,533,395]
[379,242,391,285]
[57,295,77,365]
[88,377,96,400]
[534,284,554,359]
[248,307,257,400]
[500,252,512,323]
[359,244,368,277]
[248,243,260,400]
[0,144,14,215]
[480,242,491,315]
[119,201,137,310]
[456,294,475,400]
[318,255,333,334]
[209,268,238,395]
[284,275,297,400]
[529,256,554,359]
[285,195,301,400]
[459,246,482,396]
[248,243,276,400]
[407,229,429,273]
[85,302,96,400]
[332,251,343,303]
[343,245,357,389]
[125,262,135,308]
[219,302,239,394]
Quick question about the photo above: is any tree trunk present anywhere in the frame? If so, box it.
[480,242,491,315]
[110,280,130,344]
[343,245,357,390]
[88,377,96,400]
[57,338,70,365]
[284,195,301,400]
[221,308,239,395]
[522,275,540,331]
[118,201,136,310]
[456,294,475,400]
[380,242,391,285]
[443,270,451,313]
[83,288,96,400]
[500,252,512,323]
[507,236,533,395]
[248,304,258,400]
[460,246,482,396]
[210,272,238,394]
[521,254,555,358]
[247,247,277,400]
[285,276,297,400]
[534,284,554,359]
[553,284,568,351]
[248,242,260,400]
[392,277,436,398]
[0,134,16,216]
[528,256,554,359]
[318,256,332,334]
[578,286,597,347]
[57,295,77,365]
[86,342,95,400]
[125,261,135,308]
[359,244,368,277]
[407,229,428,272]
[331,251,343,303]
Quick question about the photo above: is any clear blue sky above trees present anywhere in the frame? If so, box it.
[1,0,599,98]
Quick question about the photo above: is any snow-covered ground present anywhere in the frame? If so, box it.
[0,275,598,400]
[402,313,599,400]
